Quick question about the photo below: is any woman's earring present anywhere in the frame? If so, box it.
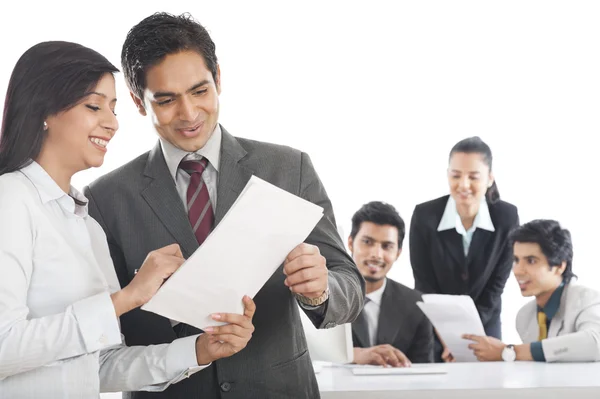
[43,121,48,130]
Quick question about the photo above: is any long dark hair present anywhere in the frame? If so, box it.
[0,41,118,176]
[449,136,500,204]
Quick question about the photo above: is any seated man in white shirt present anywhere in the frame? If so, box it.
[462,219,600,363]
[349,202,434,367]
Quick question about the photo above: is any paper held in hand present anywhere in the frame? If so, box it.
[416,294,486,362]
[141,175,324,329]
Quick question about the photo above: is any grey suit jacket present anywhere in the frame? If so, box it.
[352,278,434,363]
[84,127,365,399]
[516,283,600,362]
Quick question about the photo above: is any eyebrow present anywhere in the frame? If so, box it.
[450,169,481,174]
[361,235,396,246]
[86,91,117,104]
[153,80,210,99]
[515,255,539,260]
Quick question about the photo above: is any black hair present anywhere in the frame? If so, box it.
[350,201,406,248]
[509,219,576,284]
[449,136,500,204]
[121,12,219,100]
[0,41,118,176]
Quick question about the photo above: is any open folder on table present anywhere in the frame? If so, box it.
[416,294,485,362]
[141,175,324,329]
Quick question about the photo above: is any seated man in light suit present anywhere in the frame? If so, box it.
[463,219,600,363]
[349,202,434,367]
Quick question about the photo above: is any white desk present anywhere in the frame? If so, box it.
[316,362,600,398]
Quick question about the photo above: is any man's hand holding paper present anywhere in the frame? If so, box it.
[284,243,328,298]
[416,294,486,362]
[141,176,325,330]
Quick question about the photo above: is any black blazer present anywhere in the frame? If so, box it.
[352,278,434,363]
[409,195,519,339]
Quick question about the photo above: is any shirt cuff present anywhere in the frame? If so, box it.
[72,291,122,353]
[530,341,546,362]
[166,334,210,379]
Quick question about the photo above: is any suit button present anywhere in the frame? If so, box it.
[461,272,468,281]
[220,382,231,392]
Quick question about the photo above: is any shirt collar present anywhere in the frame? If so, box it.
[366,278,387,307]
[160,124,222,182]
[20,161,88,217]
[437,195,495,233]
[538,280,565,320]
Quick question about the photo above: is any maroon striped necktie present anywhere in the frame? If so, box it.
[179,158,214,245]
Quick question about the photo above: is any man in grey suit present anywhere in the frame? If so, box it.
[463,219,600,363]
[84,12,364,399]
[349,202,434,366]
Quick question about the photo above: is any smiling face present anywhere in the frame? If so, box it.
[132,50,221,152]
[512,241,566,300]
[447,152,494,208]
[348,221,401,290]
[41,73,118,172]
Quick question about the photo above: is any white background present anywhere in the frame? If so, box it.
[1,0,599,392]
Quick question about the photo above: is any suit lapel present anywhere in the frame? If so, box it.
[466,229,493,268]
[438,229,466,269]
[214,128,253,227]
[352,310,370,347]
[521,303,541,343]
[141,142,199,258]
[376,282,401,346]
[548,284,569,337]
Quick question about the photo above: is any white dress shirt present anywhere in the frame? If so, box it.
[437,196,495,255]
[160,124,221,211]
[363,278,387,347]
[0,162,207,398]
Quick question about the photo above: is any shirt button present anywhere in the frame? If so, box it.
[220,382,231,392]
[99,334,108,344]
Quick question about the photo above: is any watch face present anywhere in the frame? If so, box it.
[502,346,516,362]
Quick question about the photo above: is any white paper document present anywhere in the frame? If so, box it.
[141,175,324,329]
[350,364,447,376]
[416,294,485,362]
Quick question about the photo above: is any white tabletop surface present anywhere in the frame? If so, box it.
[316,362,600,398]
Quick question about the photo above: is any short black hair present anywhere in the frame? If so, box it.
[509,219,576,283]
[0,41,118,176]
[450,136,500,204]
[350,201,405,248]
[121,12,219,100]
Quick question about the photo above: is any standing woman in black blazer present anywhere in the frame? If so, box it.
[409,136,519,361]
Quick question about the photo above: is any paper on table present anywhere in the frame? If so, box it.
[350,365,447,375]
[141,175,324,329]
[416,294,485,362]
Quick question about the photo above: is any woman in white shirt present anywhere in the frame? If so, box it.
[0,41,255,398]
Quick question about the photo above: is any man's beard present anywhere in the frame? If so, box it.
[363,275,384,283]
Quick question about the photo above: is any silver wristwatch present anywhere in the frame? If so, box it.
[501,344,516,362]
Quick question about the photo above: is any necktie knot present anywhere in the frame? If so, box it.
[180,158,209,175]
